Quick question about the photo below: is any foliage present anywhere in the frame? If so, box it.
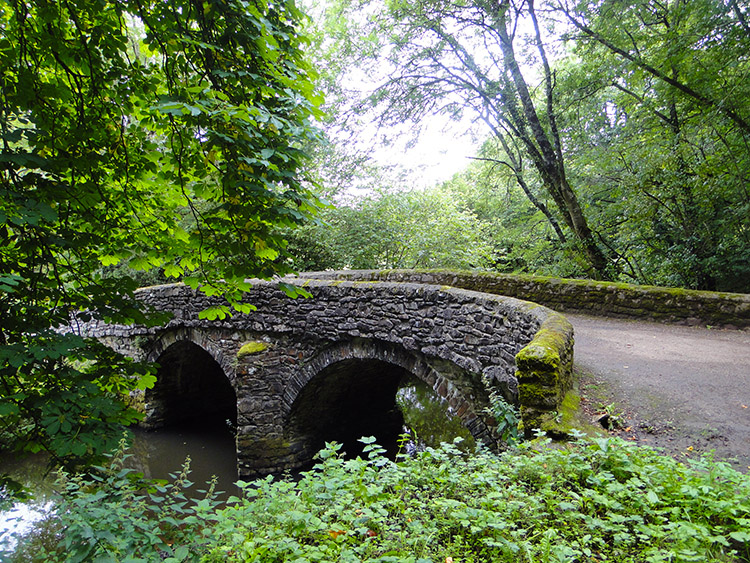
[444,141,594,278]
[10,436,750,562]
[313,0,614,278]
[8,437,223,562]
[552,0,750,291]
[0,0,322,480]
[285,187,495,271]
[486,391,522,446]
[208,437,750,562]
[304,0,750,292]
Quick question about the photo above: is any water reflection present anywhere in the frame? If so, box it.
[126,420,239,500]
[0,453,57,556]
[397,375,476,454]
[0,422,239,555]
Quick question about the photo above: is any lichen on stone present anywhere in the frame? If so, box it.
[237,341,269,358]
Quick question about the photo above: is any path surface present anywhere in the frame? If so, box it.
[568,314,750,470]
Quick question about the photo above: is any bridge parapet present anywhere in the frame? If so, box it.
[301,269,750,328]
[79,277,574,475]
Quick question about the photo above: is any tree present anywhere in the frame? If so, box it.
[0,0,322,485]
[321,0,613,278]
[444,140,588,277]
[284,186,495,270]
[553,0,750,290]
[557,0,750,136]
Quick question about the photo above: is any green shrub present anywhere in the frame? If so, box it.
[206,436,750,562]
[10,436,750,562]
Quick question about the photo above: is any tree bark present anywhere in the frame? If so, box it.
[491,1,612,278]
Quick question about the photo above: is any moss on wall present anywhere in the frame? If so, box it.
[514,312,574,436]
[302,269,750,328]
[537,388,604,439]
[237,341,269,359]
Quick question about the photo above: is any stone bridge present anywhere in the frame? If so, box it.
[81,277,574,477]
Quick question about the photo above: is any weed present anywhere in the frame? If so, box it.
[597,401,625,430]
[486,390,521,445]
[206,436,750,562]
[11,436,222,562]
[8,435,750,562]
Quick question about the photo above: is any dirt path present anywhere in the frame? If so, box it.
[568,314,750,471]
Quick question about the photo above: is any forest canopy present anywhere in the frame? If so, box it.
[0,0,323,475]
[298,0,750,292]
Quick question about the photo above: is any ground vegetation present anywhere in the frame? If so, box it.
[7,436,750,562]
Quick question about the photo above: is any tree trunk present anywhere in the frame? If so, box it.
[493,2,612,278]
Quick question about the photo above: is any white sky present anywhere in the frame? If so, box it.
[369,118,487,188]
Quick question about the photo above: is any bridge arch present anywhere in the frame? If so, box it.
[143,335,237,430]
[142,328,236,383]
[282,339,494,464]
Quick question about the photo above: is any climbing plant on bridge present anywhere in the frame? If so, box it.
[0,0,323,486]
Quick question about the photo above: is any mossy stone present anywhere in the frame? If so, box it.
[537,387,606,440]
[237,341,269,358]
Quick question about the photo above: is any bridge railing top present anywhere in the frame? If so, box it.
[299,269,750,329]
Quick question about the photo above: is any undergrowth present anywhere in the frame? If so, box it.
[8,435,750,562]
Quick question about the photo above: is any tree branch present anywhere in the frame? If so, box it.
[560,4,750,135]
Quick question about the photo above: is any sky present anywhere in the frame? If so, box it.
[369,117,487,189]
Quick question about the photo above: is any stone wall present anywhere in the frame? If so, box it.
[300,270,750,329]
[80,277,575,474]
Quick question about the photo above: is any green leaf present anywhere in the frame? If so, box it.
[198,305,231,321]
[163,264,183,278]
[0,402,20,416]
[255,246,279,260]
[99,255,121,267]
[71,441,88,457]
[129,256,152,271]
[729,530,750,542]
[232,302,257,314]
[136,373,157,390]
